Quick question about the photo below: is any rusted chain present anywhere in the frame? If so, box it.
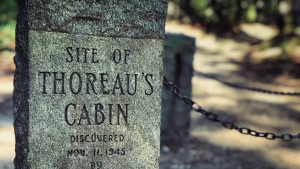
[163,76,299,141]
[180,59,300,96]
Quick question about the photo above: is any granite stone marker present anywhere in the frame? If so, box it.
[161,34,195,149]
[14,1,167,168]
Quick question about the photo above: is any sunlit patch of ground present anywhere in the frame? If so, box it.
[240,23,278,41]
[0,53,14,169]
[0,125,14,169]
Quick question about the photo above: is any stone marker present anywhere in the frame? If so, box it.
[14,1,167,168]
[161,34,195,149]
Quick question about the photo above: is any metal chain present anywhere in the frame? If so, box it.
[163,76,300,141]
[180,59,300,96]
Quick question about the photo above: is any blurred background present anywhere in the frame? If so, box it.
[1,0,300,169]
[0,0,16,168]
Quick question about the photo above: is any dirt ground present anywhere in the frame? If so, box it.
[1,22,300,169]
[0,51,14,169]
[160,22,300,169]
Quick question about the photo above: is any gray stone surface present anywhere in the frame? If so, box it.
[27,0,167,38]
[14,0,167,168]
[161,34,195,149]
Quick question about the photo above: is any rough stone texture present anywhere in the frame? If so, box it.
[14,0,30,168]
[14,0,167,169]
[161,34,195,149]
[27,0,167,38]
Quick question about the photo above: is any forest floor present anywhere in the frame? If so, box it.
[1,21,300,169]
[160,21,300,169]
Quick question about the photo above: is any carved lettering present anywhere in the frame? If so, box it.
[64,103,129,126]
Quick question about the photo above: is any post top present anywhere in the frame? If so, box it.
[23,0,167,38]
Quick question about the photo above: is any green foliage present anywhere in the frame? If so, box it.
[294,27,300,36]
[0,0,17,49]
[245,4,257,22]
[0,22,16,49]
[0,0,17,25]
[189,0,241,24]
[170,0,283,26]
[190,0,208,18]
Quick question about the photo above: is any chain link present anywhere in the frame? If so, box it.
[180,59,300,96]
[163,76,300,141]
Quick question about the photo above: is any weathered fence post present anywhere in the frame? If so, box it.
[14,1,167,168]
[161,34,195,149]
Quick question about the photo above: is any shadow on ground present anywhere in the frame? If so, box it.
[160,137,284,169]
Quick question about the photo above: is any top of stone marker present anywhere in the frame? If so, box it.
[25,0,167,38]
